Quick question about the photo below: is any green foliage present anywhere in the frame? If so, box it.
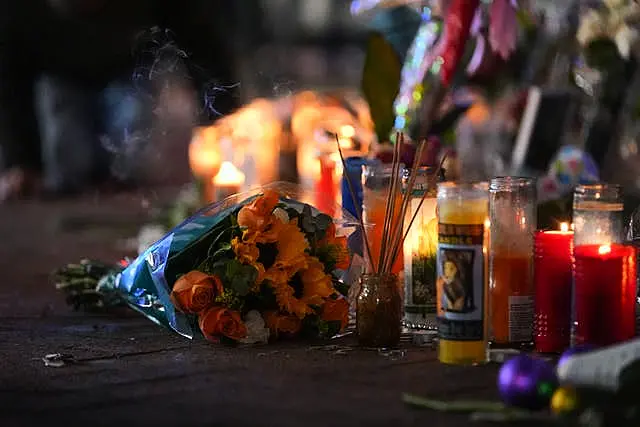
[224,259,258,297]
[362,33,402,144]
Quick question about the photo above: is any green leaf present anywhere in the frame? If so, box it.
[314,214,332,232]
[225,260,258,297]
[362,33,402,144]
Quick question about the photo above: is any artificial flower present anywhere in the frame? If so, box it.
[170,271,223,314]
[320,297,350,331]
[199,306,247,342]
[300,257,335,306]
[263,311,302,338]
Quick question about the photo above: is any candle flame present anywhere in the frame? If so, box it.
[340,124,355,138]
[214,161,245,186]
[598,244,611,255]
[560,222,569,233]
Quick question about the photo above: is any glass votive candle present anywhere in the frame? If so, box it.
[489,177,537,348]
[573,184,624,247]
[362,160,404,274]
[534,224,573,353]
[573,243,636,347]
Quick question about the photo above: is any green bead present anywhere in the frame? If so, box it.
[551,387,579,416]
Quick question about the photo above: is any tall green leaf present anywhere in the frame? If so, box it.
[362,33,402,144]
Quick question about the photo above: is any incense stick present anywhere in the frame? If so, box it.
[382,139,427,273]
[378,133,402,272]
[335,134,376,273]
[386,152,447,269]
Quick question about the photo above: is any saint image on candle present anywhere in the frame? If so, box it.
[213,161,245,201]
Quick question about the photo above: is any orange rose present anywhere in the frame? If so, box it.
[237,190,280,230]
[263,311,302,338]
[321,297,350,331]
[170,271,224,314]
[199,306,247,342]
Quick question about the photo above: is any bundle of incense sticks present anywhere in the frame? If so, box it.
[336,85,447,274]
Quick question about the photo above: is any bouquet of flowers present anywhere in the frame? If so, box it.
[54,183,358,345]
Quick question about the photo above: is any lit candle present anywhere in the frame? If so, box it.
[573,243,636,347]
[314,154,337,216]
[189,127,222,204]
[534,222,574,353]
[213,161,245,202]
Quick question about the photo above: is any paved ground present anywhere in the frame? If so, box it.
[0,189,527,427]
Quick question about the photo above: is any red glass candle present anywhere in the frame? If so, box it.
[315,155,337,216]
[534,226,574,353]
[573,243,636,347]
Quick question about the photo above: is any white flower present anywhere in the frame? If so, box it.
[615,24,640,58]
[137,224,167,254]
[272,207,289,223]
[239,310,270,344]
[577,9,607,47]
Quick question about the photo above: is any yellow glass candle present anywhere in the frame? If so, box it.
[436,182,489,365]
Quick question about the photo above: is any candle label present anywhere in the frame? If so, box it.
[508,295,534,342]
[436,223,485,341]
[404,198,438,329]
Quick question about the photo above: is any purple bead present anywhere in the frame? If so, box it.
[497,354,558,410]
[558,344,596,368]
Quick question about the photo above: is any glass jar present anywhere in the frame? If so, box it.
[436,182,489,365]
[356,273,402,348]
[489,177,537,348]
[362,160,404,274]
[573,184,624,247]
[402,167,439,331]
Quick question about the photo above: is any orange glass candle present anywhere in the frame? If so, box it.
[363,162,403,274]
[489,177,536,347]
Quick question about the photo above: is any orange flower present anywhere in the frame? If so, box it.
[237,190,280,230]
[300,257,335,306]
[237,190,285,245]
[170,271,223,313]
[199,306,247,342]
[274,220,309,267]
[263,311,302,338]
[270,280,313,318]
[232,237,260,265]
[321,297,350,331]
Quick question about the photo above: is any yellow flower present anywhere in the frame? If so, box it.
[232,237,260,264]
[271,280,313,318]
[300,257,335,306]
[275,220,309,266]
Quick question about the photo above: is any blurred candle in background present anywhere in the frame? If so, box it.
[189,127,222,203]
[534,223,573,353]
[213,161,245,202]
